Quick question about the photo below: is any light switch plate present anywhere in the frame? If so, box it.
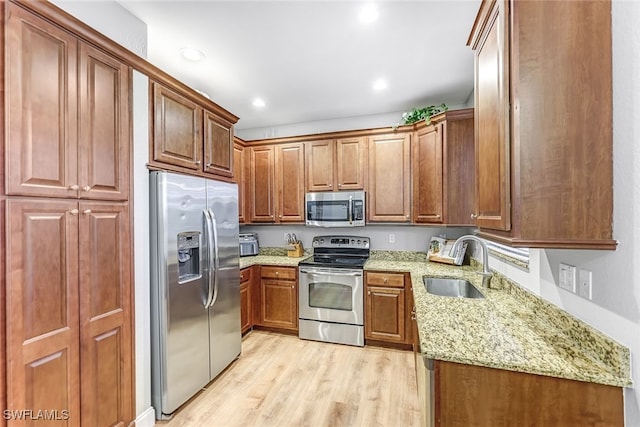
[559,263,576,293]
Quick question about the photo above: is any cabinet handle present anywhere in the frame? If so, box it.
[69,184,79,191]
[406,214,410,219]
[329,184,332,187]
[275,271,279,276]
[196,160,201,165]
[470,213,478,219]
[70,209,79,215]
[338,183,342,187]
[83,209,92,215]
[83,186,91,192]
[368,291,371,295]
[206,163,213,167]
[383,277,388,283]
[434,214,441,218]
[291,285,294,289]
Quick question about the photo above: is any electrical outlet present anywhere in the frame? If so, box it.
[578,269,592,300]
[389,233,395,243]
[558,263,576,293]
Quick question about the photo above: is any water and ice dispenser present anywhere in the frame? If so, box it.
[177,231,202,283]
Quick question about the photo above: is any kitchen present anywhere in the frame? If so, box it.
[1,1,640,427]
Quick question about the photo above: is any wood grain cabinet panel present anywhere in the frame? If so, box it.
[79,202,133,427]
[233,143,246,223]
[469,0,615,248]
[305,137,366,192]
[249,146,276,222]
[335,137,366,190]
[78,42,131,201]
[6,199,81,427]
[305,140,334,192]
[240,267,253,334]
[433,360,623,426]
[364,271,411,345]
[152,82,203,170]
[412,110,475,226]
[204,111,233,178]
[260,266,297,331]
[6,4,79,199]
[275,143,305,222]
[367,133,411,222]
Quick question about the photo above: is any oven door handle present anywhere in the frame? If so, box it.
[348,195,353,224]
[300,268,363,277]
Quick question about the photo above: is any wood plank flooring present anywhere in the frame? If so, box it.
[155,330,421,427]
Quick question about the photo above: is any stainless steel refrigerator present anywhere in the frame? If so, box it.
[150,171,241,419]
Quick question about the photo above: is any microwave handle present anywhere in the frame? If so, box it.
[348,195,353,224]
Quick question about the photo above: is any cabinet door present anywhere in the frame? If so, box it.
[249,146,276,222]
[336,137,366,190]
[368,133,411,222]
[240,280,251,334]
[413,125,443,223]
[152,82,203,170]
[6,199,80,427]
[261,279,297,331]
[474,0,511,231]
[276,143,305,223]
[78,42,131,201]
[305,140,334,192]
[203,111,233,178]
[6,3,79,198]
[233,143,246,223]
[79,202,133,427]
[365,286,406,343]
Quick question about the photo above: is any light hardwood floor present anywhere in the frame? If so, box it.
[156,330,421,427]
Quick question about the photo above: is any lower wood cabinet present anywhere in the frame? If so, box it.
[421,359,623,426]
[258,266,298,331]
[5,198,133,427]
[240,267,253,334]
[364,271,412,345]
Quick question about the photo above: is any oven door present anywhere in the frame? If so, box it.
[299,267,364,325]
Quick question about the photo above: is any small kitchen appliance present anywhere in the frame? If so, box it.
[305,191,365,227]
[298,235,370,346]
[239,232,259,257]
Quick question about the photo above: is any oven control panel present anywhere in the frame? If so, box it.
[311,235,370,249]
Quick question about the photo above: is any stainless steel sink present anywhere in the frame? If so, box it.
[423,277,484,299]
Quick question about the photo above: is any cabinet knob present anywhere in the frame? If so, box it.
[83,186,91,192]
[434,214,441,218]
[291,285,294,289]
[368,291,371,295]
[275,271,279,276]
[470,213,478,219]
[70,209,79,215]
[196,160,201,165]
[406,214,410,219]
[383,277,388,283]
[69,184,79,191]
[338,183,342,187]
[329,184,332,187]
[83,209,92,215]
[206,163,212,167]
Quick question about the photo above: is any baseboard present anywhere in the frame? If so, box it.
[134,407,156,427]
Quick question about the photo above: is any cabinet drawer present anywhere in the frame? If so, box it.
[261,266,296,280]
[366,272,405,288]
[240,267,252,283]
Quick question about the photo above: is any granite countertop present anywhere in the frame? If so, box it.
[240,249,631,388]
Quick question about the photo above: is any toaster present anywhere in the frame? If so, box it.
[239,233,259,257]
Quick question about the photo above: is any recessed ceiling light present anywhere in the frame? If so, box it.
[180,47,205,62]
[359,4,379,24]
[252,98,266,108]
[373,78,388,91]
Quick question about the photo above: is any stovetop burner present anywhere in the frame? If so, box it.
[298,235,370,269]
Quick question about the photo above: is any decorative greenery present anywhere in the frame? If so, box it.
[401,103,449,125]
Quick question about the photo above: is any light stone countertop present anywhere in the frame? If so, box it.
[240,250,631,388]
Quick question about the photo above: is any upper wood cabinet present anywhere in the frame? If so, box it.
[368,133,411,222]
[275,143,305,222]
[151,81,237,180]
[305,137,366,192]
[248,143,305,223]
[233,142,247,223]
[469,0,615,249]
[412,109,475,225]
[6,5,130,201]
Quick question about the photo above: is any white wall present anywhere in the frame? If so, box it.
[241,224,472,252]
[485,1,640,424]
[48,2,154,426]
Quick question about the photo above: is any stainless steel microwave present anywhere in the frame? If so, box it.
[305,191,365,227]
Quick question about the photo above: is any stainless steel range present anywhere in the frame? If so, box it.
[298,235,370,347]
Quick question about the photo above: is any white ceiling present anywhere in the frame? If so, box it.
[118,1,481,131]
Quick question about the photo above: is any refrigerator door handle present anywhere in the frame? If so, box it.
[207,208,221,308]
[203,209,215,308]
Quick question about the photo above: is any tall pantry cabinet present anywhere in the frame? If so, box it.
[3,2,134,426]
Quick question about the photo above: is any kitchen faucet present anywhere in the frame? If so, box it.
[452,235,493,288]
